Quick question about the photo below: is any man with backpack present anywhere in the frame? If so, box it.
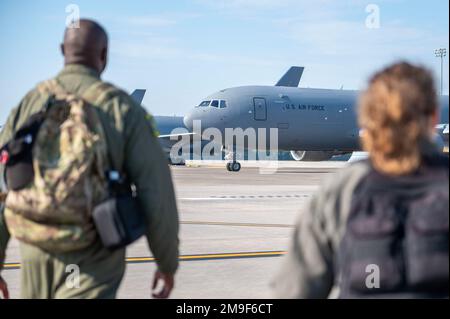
[271,62,449,299]
[0,19,179,299]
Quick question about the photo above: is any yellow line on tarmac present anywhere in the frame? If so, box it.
[2,251,287,270]
[176,251,287,260]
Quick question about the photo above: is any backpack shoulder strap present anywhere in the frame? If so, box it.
[81,81,119,106]
[80,82,122,173]
[36,79,70,98]
[36,79,117,105]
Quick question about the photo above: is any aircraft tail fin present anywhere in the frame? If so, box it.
[275,66,304,87]
[131,89,146,105]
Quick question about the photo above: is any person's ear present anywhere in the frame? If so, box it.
[100,47,108,73]
[431,109,439,127]
[428,109,439,137]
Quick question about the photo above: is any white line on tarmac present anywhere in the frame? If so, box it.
[181,197,242,201]
[180,195,311,201]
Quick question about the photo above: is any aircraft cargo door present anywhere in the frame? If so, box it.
[253,97,267,121]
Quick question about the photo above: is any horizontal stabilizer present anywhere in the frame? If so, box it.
[131,89,146,105]
[275,66,304,87]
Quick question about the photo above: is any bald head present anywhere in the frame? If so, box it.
[61,19,108,74]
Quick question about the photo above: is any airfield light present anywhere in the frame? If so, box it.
[435,48,447,95]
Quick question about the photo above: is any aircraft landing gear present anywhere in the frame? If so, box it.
[224,144,241,172]
[226,161,241,172]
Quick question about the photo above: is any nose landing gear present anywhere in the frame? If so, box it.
[223,144,242,172]
[226,161,241,172]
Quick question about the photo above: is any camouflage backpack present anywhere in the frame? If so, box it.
[4,79,114,253]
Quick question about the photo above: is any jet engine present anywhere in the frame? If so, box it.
[289,150,335,161]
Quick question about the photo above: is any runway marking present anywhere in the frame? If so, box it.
[180,194,311,201]
[1,251,287,270]
[181,221,294,228]
[177,165,343,170]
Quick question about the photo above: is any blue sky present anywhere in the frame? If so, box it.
[0,0,448,124]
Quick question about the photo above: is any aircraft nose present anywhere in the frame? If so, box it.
[183,112,193,131]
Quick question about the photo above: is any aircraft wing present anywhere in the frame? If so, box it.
[436,123,449,136]
[159,132,195,138]
[275,66,304,87]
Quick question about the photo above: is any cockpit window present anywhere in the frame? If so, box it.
[197,99,227,108]
[198,100,211,107]
[219,100,227,108]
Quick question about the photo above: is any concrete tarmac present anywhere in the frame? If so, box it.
[2,162,344,299]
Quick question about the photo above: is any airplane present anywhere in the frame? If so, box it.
[3,80,447,172]
[182,66,449,171]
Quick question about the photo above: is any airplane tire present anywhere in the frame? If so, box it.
[226,162,232,171]
[231,162,241,172]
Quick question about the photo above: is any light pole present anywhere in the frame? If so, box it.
[435,48,446,96]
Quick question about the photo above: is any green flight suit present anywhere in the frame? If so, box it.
[0,64,179,298]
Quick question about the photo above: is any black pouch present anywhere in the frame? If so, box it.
[92,175,146,250]
[406,190,449,293]
[345,202,405,294]
[2,111,46,191]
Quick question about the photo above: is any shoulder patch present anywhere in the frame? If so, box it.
[144,113,160,138]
